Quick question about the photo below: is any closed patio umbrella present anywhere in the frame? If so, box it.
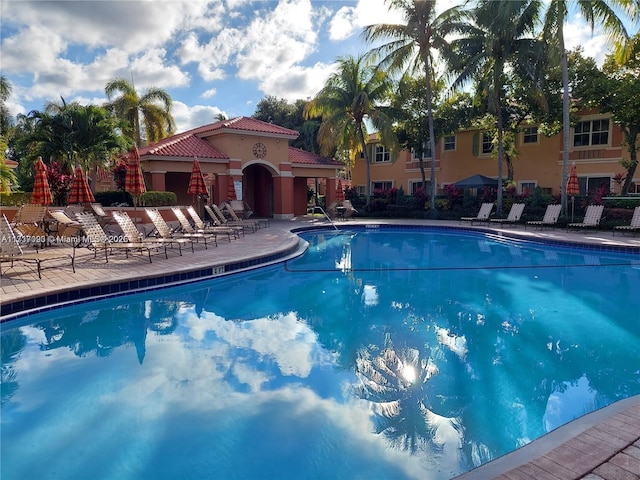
[125,145,146,223]
[126,145,146,207]
[32,156,53,206]
[67,166,95,204]
[188,156,208,215]
[567,162,580,222]
[188,156,207,197]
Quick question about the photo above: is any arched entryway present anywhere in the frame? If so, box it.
[243,163,274,218]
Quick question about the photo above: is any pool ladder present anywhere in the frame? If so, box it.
[311,206,339,231]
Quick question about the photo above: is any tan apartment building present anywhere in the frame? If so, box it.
[351,110,636,198]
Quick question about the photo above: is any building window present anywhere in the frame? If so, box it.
[574,119,609,147]
[520,182,536,194]
[372,181,392,191]
[412,144,432,159]
[443,135,456,151]
[481,133,493,154]
[410,180,430,194]
[374,145,391,163]
[522,127,538,144]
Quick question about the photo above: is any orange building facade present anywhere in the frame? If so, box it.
[137,117,343,219]
[351,111,636,198]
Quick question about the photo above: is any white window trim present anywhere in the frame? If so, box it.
[443,135,456,152]
[519,180,537,194]
[572,115,611,149]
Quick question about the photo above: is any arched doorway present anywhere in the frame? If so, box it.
[243,163,274,218]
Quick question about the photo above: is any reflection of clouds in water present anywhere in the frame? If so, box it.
[363,284,378,306]
[543,375,596,432]
[436,327,468,358]
[184,309,329,378]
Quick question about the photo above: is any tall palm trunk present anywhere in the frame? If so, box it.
[426,74,437,212]
[560,32,570,216]
[494,68,504,213]
[358,123,372,203]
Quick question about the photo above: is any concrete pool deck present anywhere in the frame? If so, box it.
[1,216,639,479]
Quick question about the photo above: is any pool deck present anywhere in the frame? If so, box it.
[1,215,639,479]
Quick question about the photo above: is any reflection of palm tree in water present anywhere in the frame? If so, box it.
[354,334,461,454]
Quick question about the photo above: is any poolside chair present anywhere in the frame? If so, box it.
[526,204,562,230]
[185,205,242,240]
[210,204,256,233]
[460,203,494,225]
[145,208,201,252]
[111,210,186,257]
[567,205,605,231]
[613,206,640,236]
[1,214,75,279]
[341,200,358,220]
[490,203,525,227]
[74,212,162,263]
[89,203,116,229]
[11,204,48,245]
[223,202,263,230]
[169,207,219,247]
[47,210,83,244]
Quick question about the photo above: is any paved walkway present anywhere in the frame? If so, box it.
[1,216,639,479]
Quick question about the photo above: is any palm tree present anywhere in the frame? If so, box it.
[304,55,397,204]
[0,75,13,135]
[541,0,634,215]
[448,0,542,213]
[363,0,467,211]
[104,78,175,146]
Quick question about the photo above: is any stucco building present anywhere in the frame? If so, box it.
[351,111,636,198]
[137,116,343,219]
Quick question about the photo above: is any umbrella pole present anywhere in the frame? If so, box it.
[571,196,575,223]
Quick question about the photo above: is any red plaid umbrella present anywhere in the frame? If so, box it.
[67,166,95,204]
[187,157,207,196]
[566,163,579,197]
[32,156,53,205]
[567,162,579,222]
[125,145,146,206]
[227,175,237,200]
[336,180,345,202]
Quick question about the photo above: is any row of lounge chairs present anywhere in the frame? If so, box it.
[1,201,270,279]
[459,202,640,233]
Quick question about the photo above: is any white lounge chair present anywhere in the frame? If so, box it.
[145,208,196,254]
[184,205,241,241]
[75,212,162,263]
[170,207,219,247]
[526,204,562,229]
[490,203,525,227]
[567,205,605,231]
[460,203,494,225]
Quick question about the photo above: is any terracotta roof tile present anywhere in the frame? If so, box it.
[138,134,228,160]
[189,116,299,138]
[288,147,343,166]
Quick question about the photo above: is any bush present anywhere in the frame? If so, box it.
[142,191,177,206]
[0,192,31,206]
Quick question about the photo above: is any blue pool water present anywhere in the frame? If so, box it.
[2,228,639,479]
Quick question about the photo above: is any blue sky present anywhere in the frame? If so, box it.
[1,0,634,133]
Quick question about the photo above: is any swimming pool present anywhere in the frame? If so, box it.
[2,227,639,479]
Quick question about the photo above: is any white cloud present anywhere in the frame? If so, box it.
[172,101,226,131]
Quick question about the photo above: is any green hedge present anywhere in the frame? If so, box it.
[0,192,32,206]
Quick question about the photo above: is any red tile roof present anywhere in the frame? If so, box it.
[288,147,343,166]
[136,117,340,168]
[187,116,299,138]
[138,133,228,160]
